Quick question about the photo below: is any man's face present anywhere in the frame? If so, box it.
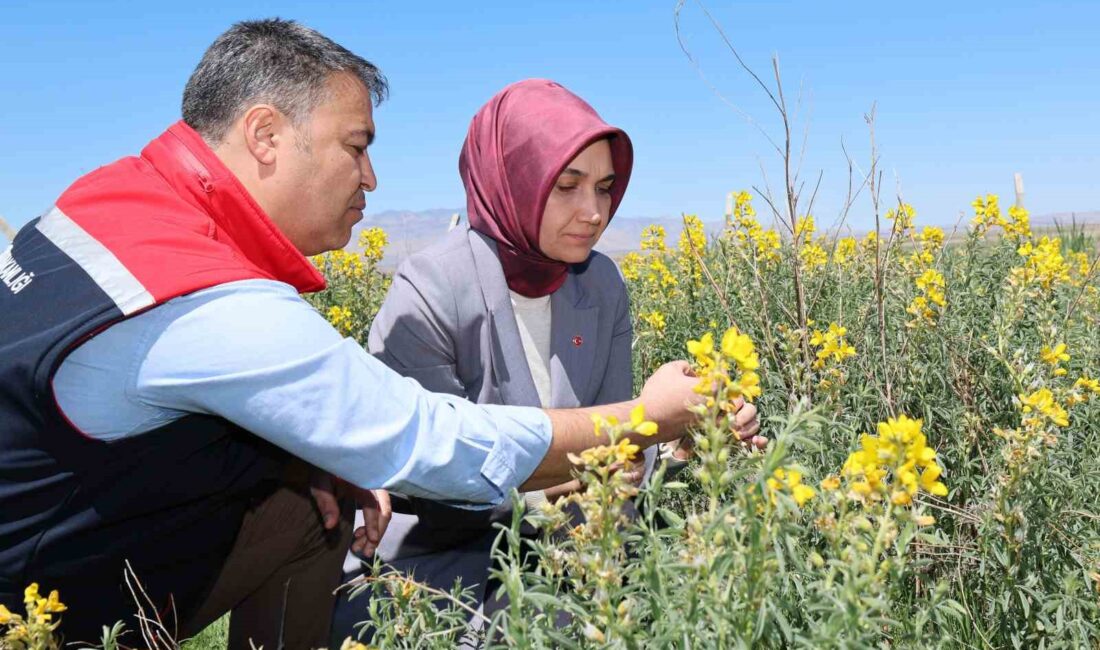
[280,73,377,256]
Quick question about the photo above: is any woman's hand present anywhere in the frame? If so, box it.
[730,398,767,450]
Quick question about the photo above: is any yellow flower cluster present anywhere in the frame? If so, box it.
[677,215,707,288]
[971,194,1031,240]
[570,405,658,470]
[1005,206,1032,240]
[726,191,781,264]
[725,190,755,228]
[809,322,857,370]
[648,257,679,289]
[619,252,642,281]
[1013,236,1070,291]
[1040,343,1070,377]
[641,224,669,252]
[799,242,828,272]
[907,269,947,328]
[621,226,680,294]
[793,214,816,242]
[970,194,1002,235]
[1067,376,1100,407]
[886,203,916,234]
[1,583,67,648]
[906,226,944,268]
[838,415,948,506]
[358,226,388,264]
[860,230,879,256]
[687,327,762,402]
[326,305,355,336]
[766,467,816,506]
[897,212,947,329]
[641,310,666,333]
[832,237,857,267]
[1018,388,1069,428]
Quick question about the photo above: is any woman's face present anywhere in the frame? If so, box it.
[538,139,616,264]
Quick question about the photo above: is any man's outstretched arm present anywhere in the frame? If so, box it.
[55,279,701,507]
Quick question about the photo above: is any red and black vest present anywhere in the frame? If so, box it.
[0,122,326,641]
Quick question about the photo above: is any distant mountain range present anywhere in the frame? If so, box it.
[354,209,741,268]
[353,208,1100,269]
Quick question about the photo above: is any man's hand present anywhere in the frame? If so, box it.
[350,488,391,558]
[310,472,392,558]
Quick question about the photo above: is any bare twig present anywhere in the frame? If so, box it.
[865,105,896,415]
[123,560,179,650]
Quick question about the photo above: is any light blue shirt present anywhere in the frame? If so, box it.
[52,279,552,508]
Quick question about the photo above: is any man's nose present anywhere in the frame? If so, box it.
[360,153,378,192]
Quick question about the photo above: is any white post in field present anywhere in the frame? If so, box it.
[0,214,16,244]
[1014,173,1025,210]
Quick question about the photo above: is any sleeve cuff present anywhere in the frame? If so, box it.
[478,405,553,500]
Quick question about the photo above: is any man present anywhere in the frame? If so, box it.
[0,19,760,649]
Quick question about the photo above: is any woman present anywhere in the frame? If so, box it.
[333,79,751,644]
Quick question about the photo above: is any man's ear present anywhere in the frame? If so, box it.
[240,104,284,166]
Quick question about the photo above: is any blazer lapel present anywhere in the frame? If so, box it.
[550,273,599,408]
[467,229,542,408]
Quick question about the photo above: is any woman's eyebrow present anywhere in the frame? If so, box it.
[560,168,616,183]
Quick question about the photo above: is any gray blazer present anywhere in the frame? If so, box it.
[353,225,654,595]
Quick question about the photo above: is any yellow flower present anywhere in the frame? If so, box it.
[809,322,856,370]
[1013,236,1071,290]
[619,252,643,282]
[720,327,759,372]
[820,475,841,491]
[358,227,388,264]
[1040,343,1070,366]
[755,229,782,263]
[840,415,946,505]
[1005,205,1032,239]
[971,194,1004,234]
[918,226,945,250]
[629,403,659,437]
[641,224,668,252]
[799,242,828,271]
[916,514,936,526]
[860,230,880,255]
[919,464,948,496]
[642,310,666,333]
[1075,376,1100,394]
[729,370,762,401]
[832,237,857,267]
[886,203,916,232]
[0,603,12,625]
[794,215,816,241]
[1019,388,1069,427]
[326,305,355,336]
[687,332,715,364]
[23,583,39,606]
[767,467,816,506]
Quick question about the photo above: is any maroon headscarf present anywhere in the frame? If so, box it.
[459,79,634,298]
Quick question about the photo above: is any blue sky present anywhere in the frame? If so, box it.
[2,1,1097,231]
